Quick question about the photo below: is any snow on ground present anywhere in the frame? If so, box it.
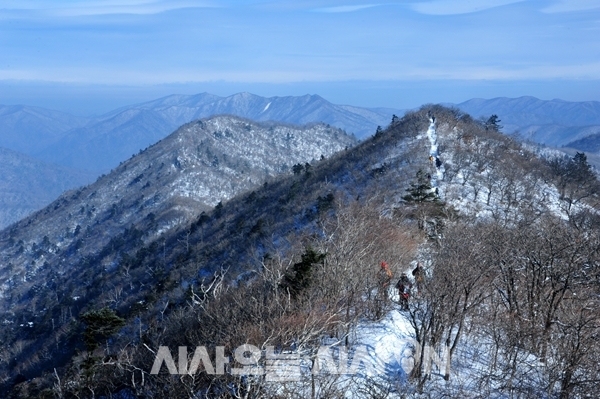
[258,302,417,398]
[351,306,414,374]
[426,118,445,187]
[422,118,585,222]
[343,304,549,398]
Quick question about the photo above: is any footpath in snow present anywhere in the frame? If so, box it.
[426,117,445,196]
[351,307,415,379]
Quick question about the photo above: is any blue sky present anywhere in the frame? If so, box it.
[1,0,599,114]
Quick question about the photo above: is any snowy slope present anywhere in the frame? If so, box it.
[37,92,398,172]
[2,105,597,397]
[0,115,355,304]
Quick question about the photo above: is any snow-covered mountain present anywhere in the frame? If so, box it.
[0,105,87,155]
[3,94,600,250]
[35,92,396,172]
[0,94,371,229]
[0,115,354,288]
[2,105,598,397]
[0,117,355,393]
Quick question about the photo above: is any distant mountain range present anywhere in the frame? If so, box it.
[32,92,396,173]
[1,93,600,230]
[5,94,600,175]
[0,93,390,228]
[455,96,600,148]
[3,105,597,396]
[0,147,94,229]
[0,105,87,155]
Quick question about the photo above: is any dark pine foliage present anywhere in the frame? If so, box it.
[403,169,438,203]
[80,307,126,351]
[281,248,326,297]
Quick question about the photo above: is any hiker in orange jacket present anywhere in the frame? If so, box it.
[378,261,393,299]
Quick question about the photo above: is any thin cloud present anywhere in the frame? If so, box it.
[400,62,600,81]
[0,69,44,81]
[1,0,218,16]
[542,0,600,13]
[410,0,525,15]
[5,60,600,86]
[313,4,382,13]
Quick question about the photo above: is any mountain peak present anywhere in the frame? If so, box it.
[2,105,599,397]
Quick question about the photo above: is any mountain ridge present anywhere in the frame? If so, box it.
[2,93,600,231]
[34,92,393,172]
[455,95,600,147]
[1,105,599,397]
[0,105,88,155]
[0,147,95,229]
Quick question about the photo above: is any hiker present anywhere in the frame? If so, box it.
[427,111,435,123]
[412,262,425,293]
[375,261,394,318]
[378,261,393,300]
[396,273,412,310]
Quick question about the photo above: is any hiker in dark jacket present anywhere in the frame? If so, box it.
[396,273,412,310]
[412,262,425,294]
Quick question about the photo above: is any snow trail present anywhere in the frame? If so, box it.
[426,117,445,197]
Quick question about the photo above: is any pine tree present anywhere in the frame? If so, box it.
[281,247,326,297]
[403,169,438,202]
[485,114,503,132]
[80,307,126,351]
[568,152,595,184]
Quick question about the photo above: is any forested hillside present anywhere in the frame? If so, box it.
[1,106,598,398]
[0,148,94,228]
[35,92,390,172]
